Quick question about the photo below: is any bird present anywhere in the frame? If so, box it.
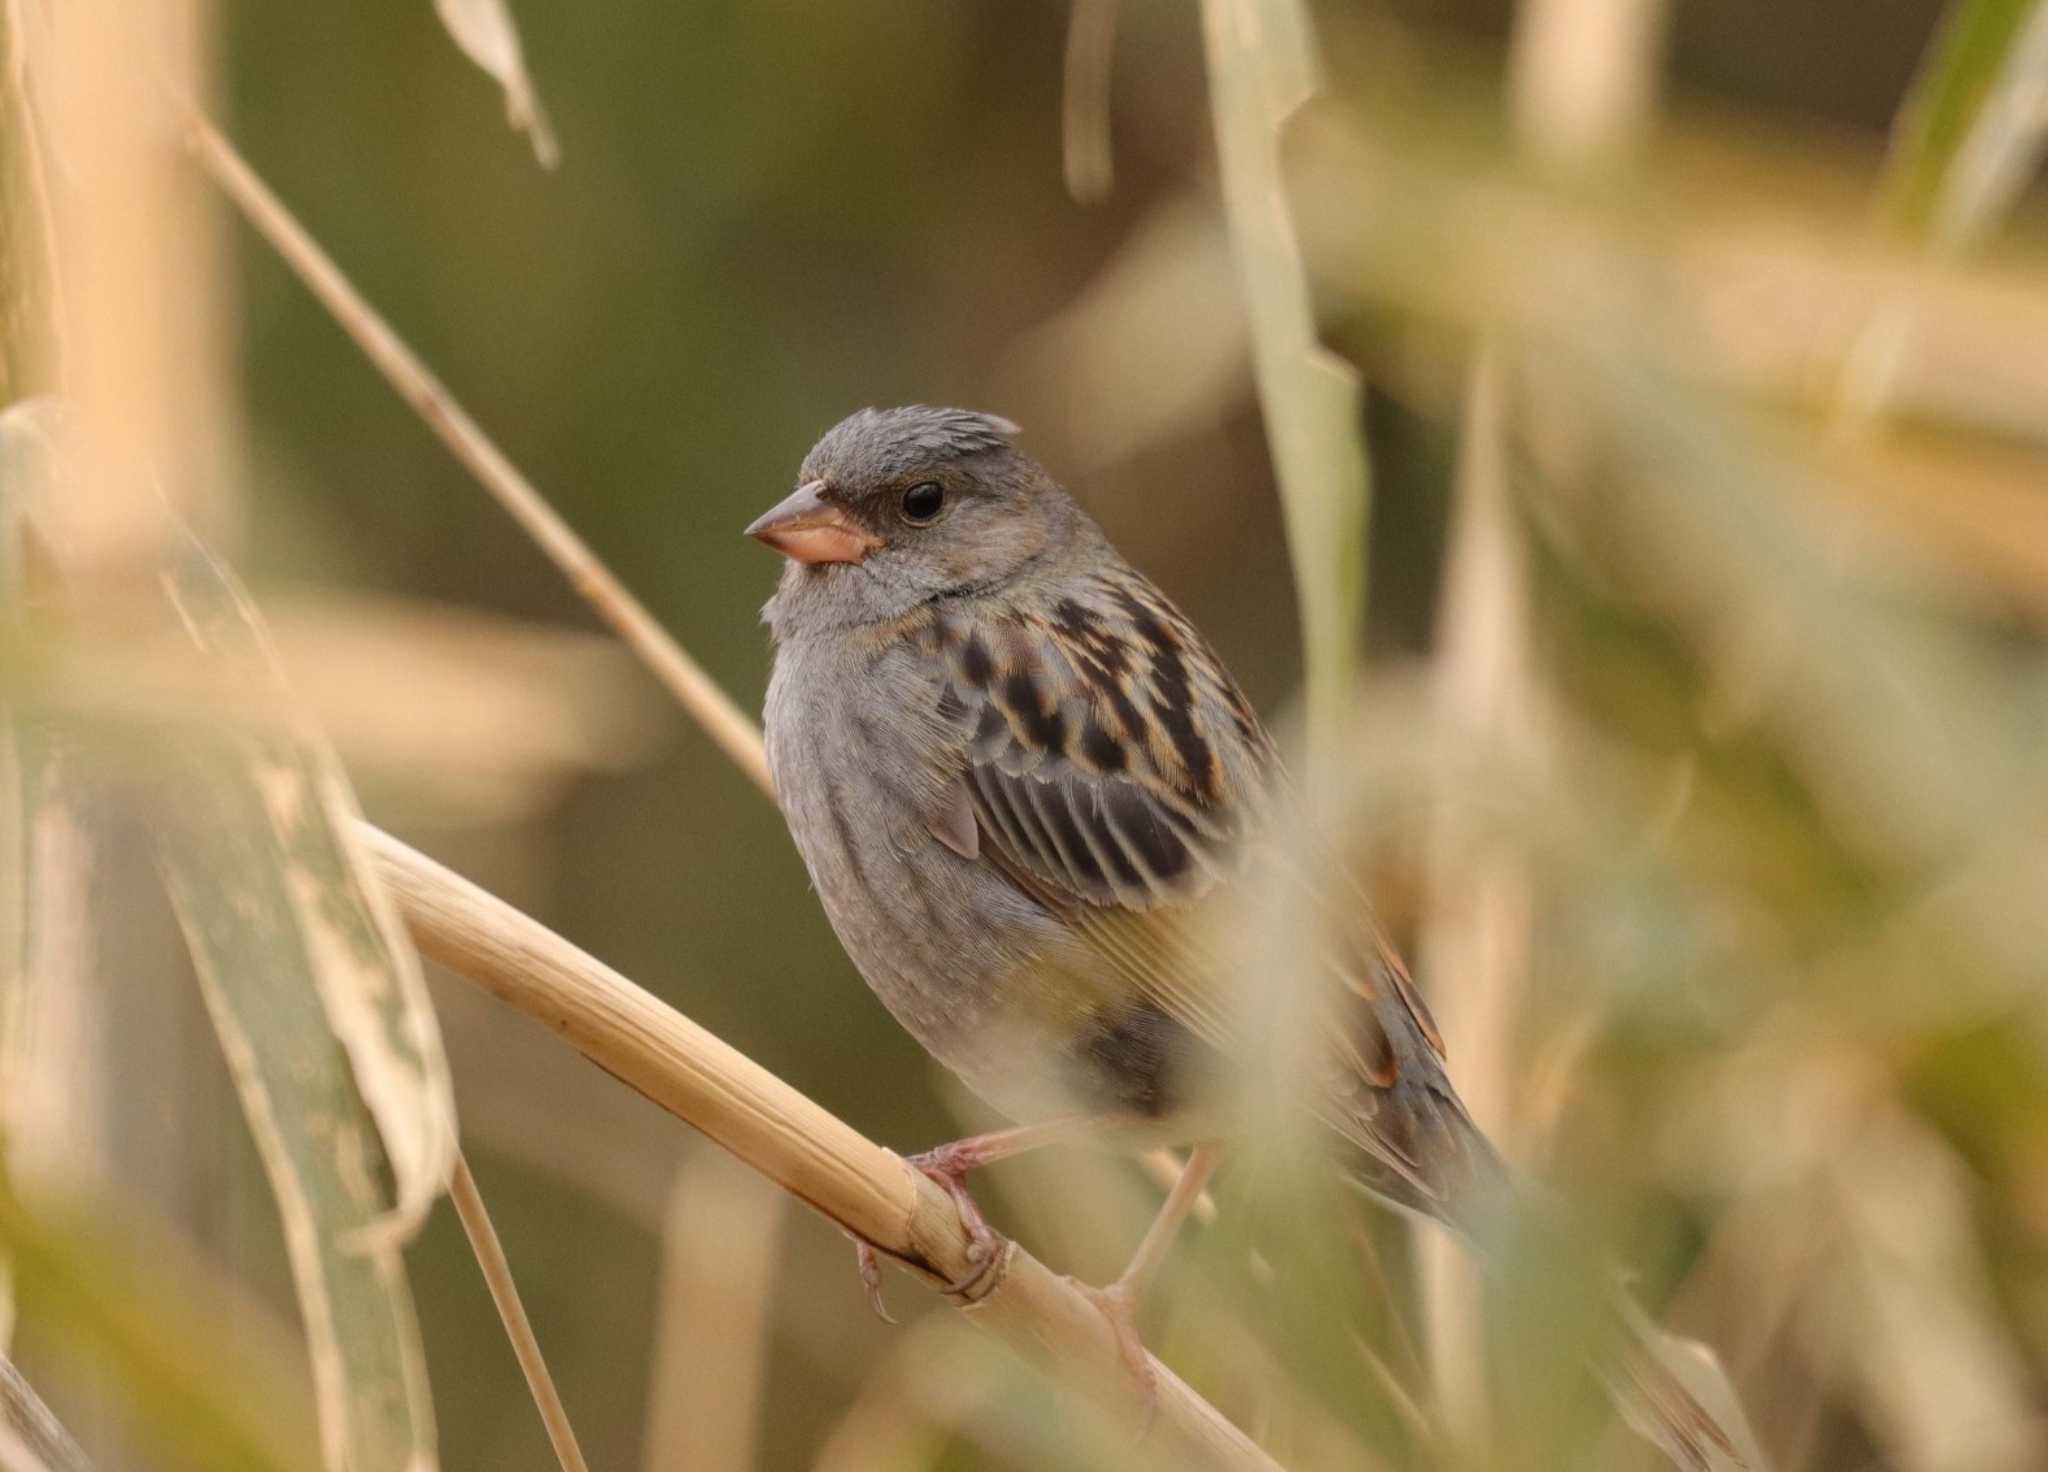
[749,405,1746,1468]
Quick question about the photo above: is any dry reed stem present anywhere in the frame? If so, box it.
[185,117,772,797]
[361,822,1285,1472]
[447,1152,591,1472]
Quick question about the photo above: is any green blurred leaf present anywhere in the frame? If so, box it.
[1882,0,2048,243]
[0,1183,318,1472]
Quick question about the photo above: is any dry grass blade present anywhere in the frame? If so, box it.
[185,118,773,797]
[149,528,447,1472]
[0,405,103,1248]
[449,1153,589,1472]
[2,399,451,1472]
[361,822,1288,1472]
[133,513,459,1235]
[1200,0,1369,784]
[433,0,559,168]
[1417,346,1532,1452]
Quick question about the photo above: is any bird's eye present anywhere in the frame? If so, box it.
[899,480,946,524]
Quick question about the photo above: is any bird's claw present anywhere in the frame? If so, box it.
[906,1145,1008,1304]
[853,1237,898,1325]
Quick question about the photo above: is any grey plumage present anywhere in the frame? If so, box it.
[752,406,1751,1470]
[758,405,1470,1194]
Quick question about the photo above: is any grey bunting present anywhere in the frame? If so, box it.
[750,406,1746,1468]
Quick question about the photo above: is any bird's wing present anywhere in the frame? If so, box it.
[919,567,1467,1207]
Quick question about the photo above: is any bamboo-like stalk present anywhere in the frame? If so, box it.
[359,822,1285,1472]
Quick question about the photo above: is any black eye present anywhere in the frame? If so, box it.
[899,480,946,524]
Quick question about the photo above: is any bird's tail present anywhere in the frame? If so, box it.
[1337,1084,1762,1471]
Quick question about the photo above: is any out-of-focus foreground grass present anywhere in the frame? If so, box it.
[3,1,2047,1470]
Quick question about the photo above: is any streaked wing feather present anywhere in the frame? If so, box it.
[918,564,1465,1209]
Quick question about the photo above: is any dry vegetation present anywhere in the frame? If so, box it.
[3,2,2047,1471]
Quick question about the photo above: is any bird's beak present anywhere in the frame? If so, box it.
[744,480,881,565]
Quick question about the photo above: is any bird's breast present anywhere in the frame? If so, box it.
[764,635,1124,1118]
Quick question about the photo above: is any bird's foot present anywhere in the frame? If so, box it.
[1070,1274,1158,1424]
[905,1144,1007,1303]
[849,1144,1008,1321]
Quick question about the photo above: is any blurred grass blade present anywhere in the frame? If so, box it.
[432,0,559,168]
[0,1354,92,1472]
[1849,0,2048,414]
[1882,0,2048,242]
[1062,0,1120,203]
[0,403,101,1342]
[150,527,446,1472]
[0,1181,318,1472]
[146,534,459,1239]
[1199,0,1369,783]
[642,1147,787,1472]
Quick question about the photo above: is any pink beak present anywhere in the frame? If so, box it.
[744,480,881,565]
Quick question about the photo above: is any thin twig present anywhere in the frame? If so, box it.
[361,821,1286,1472]
[447,1151,591,1472]
[185,116,772,796]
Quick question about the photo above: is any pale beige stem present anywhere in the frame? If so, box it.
[641,1148,787,1472]
[186,117,772,797]
[448,1151,591,1472]
[1115,1141,1221,1303]
[361,822,1285,1472]
[1138,1148,1218,1226]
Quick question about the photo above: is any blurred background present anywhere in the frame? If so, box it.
[5,0,2048,1469]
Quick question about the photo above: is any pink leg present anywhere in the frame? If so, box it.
[1072,1142,1225,1409]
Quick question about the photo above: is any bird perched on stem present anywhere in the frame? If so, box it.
[750,405,1749,1469]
